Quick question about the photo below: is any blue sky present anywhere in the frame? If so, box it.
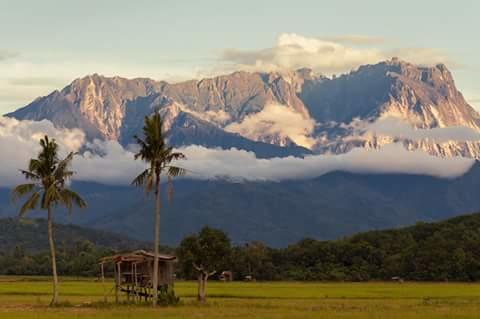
[0,0,479,113]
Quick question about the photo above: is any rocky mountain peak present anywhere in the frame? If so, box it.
[7,59,480,159]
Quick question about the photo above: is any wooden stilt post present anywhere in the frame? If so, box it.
[115,262,121,303]
[101,262,107,303]
[114,261,118,303]
[127,263,133,302]
[134,263,138,304]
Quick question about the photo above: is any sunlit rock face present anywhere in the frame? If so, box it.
[8,59,480,158]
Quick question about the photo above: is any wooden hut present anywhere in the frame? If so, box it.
[100,250,176,302]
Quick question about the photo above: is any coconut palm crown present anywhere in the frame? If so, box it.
[132,113,186,192]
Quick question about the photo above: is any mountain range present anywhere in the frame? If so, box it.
[1,161,480,246]
[8,58,480,159]
[3,58,480,246]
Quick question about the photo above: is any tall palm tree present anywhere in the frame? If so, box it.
[132,113,186,306]
[11,136,87,306]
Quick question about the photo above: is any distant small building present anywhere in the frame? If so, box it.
[220,270,233,281]
[391,276,404,283]
[100,250,176,302]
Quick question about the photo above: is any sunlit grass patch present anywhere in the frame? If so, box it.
[1,277,480,318]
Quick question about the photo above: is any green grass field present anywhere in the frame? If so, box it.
[1,277,480,318]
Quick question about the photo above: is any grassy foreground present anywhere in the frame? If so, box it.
[1,277,480,318]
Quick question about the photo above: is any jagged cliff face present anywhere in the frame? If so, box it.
[381,61,480,129]
[300,59,479,127]
[7,59,480,159]
[10,71,311,145]
[64,75,162,139]
[303,59,480,158]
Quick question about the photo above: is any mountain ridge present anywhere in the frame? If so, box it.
[7,58,480,159]
[2,161,479,247]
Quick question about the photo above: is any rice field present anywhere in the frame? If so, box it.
[1,276,480,318]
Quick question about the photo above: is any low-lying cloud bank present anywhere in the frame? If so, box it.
[0,117,475,187]
[351,116,480,143]
[177,144,474,181]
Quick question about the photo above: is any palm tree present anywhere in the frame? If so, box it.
[132,113,186,306]
[11,136,87,306]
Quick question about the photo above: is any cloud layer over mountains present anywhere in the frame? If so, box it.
[0,117,475,187]
[225,103,316,148]
[352,116,480,143]
[220,33,454,75]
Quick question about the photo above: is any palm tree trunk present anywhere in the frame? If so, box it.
[152,173,161,306]
[47,206,59,306]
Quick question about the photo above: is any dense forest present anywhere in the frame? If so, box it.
[0,218,146,252]
[1,212,480,281]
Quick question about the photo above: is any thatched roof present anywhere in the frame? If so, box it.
[100,250,176,264]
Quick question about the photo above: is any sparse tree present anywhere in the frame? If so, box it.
[11,136,87,306]
[177,227,231,302]
[132,113,186,306]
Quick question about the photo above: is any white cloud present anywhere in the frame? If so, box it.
[357,116,480,143]
[0,117,85,187]
[0,117,474,188]
[178,144,474,181]
[221,33,384,75]
[74,140,145,185]
[179,105,232,126]
[225,103,316,148]
[321,35,385,45]
[220,33,455,75]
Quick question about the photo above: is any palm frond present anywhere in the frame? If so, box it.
[165,166,186,202]
[27,159,42,174]
[20,169,40,181]
[18,191,40,217]
[11,183,37,202]
[167,151,186,162]
[59,188,87,214]
[131,169,152,188]
[133,135,149,160]
[59,170,75,179]
[55,152,75,180]
[42,184,59,209]
[167,165,187,177]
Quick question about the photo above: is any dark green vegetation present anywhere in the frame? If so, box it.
[0,218,145,253]
[0,161,479,248]
[0,218,150,276]
[177,227,232,301]
[3,162,480,247]
[4,212,480,282]
[175,213,480,282]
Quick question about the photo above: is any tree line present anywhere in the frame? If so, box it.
[3,212,480,283]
